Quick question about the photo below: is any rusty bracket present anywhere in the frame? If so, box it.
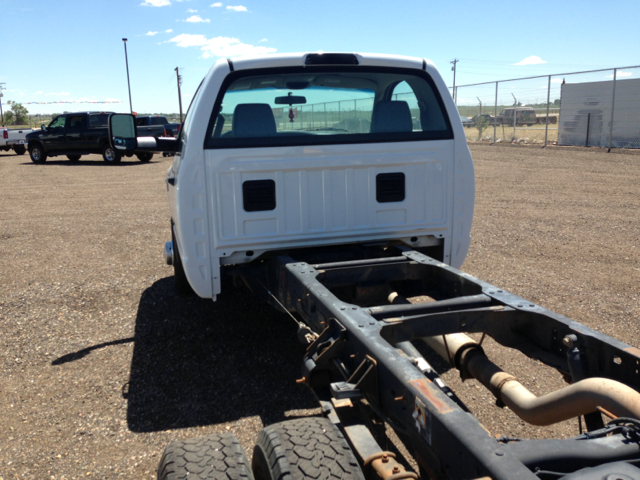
[364,451,419,480]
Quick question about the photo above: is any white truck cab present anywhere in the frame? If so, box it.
[164,52,474,300]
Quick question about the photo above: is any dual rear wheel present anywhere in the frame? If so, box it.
[157,418,365,480]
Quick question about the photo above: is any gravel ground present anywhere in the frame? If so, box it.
[0,145,638,479]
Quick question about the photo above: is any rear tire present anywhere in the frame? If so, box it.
[67,155,81,162]
[158,432,254,480]
[102,144,121,164]
[136,152,153,162]
[252,418,365,480]
[29,144,47,164]
[14,145,26,155]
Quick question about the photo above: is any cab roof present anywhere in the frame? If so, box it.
[226,52,436,73]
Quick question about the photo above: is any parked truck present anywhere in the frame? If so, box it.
[135,115,181,137]
[0,127,31,155]
[109,52,640,480]
[496,107,538,126]
[26,111,164,164]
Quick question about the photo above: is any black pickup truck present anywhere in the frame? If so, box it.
[26,112,164,164]
[135,115,181,137]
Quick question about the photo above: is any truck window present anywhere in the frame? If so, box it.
[89,115,109,128]
[66,115,85,131]
[205,67,452,149]
[49,116,66,129]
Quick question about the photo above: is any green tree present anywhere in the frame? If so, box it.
[9,102,29,125]
[3,111,14,125]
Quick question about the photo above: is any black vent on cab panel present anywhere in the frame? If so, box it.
[376,173,405,203]
[243,180,276,212]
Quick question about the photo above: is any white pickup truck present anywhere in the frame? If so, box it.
[0,127,30,155]
[110,52,474,299]
[108,53,640,480]
[148,52,470,299]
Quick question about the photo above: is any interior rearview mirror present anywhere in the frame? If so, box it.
[108,114,138,151]
[275,94,307,105]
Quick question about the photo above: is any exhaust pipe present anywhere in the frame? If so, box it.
[423,333,640,426]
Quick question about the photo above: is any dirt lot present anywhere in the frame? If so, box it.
[1,145,639,479]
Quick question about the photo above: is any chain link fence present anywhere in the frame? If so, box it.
[454,65,640,148]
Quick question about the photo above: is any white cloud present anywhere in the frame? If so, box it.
[145,31,159,36]
[211,2,222,5]
[227,5,247,11]
[45,92,71,96]
[34,91,44,95]
[259,38,267,42]
[169,34,210,47]
[187,8,197,12]
[513,55,546,66]
[606,71,633,79]
[165,29,173,33]
[551,78,564,84]
[141,0,171,6]
[169,33,277,58]
[185,15,210,22]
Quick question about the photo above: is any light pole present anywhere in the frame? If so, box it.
[450,58,458,105]
[122,38,133,113]
[0,83,5,127]
[175,67,183,123]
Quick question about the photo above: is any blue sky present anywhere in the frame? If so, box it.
[1,0,639,115]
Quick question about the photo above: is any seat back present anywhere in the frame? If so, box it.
[370,101,413,133]
[232,104,277,138]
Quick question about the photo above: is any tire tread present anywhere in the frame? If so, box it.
[158,432,254,480]
[253,418,364,480]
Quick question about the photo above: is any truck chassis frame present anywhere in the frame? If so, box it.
[228,244,640,479]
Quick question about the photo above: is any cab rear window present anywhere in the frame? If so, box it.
[89,115,109,128]
[205,66,453,149]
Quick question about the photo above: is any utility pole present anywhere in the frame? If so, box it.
[450,58,459,104]
[122,39,133,113]
[0,83,5,127]
[175,67,183,123]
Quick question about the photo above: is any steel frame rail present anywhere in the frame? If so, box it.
[237,246,640,479]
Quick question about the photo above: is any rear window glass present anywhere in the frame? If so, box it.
[89,115,109,128]
[205,67,452,149]
[138,117,166,126]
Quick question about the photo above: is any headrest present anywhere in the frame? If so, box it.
[370,101,413,133]
[232,104,277,138]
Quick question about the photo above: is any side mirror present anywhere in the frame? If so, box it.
[108,114,138,151]
[41,124,46,131]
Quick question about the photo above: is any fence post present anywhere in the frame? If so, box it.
[544,75,551,147]
[585,113,591,146]
[493,82,498,143]
[608,68,617,152]
[511,93,517,141]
